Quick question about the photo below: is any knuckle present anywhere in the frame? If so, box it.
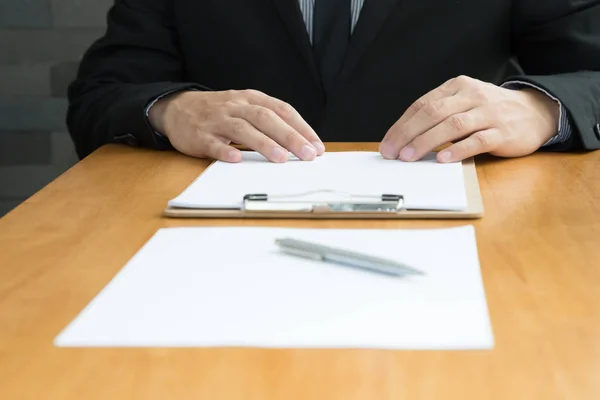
[446,114,466,132]
[472,131,491,149]
[243,89,263,100]
[225,89,239,99]
[223,99,242,109]
[255,107,275,125]
[455,75,473,87]
[276,102,296,118]
[256,137,275,153]
[471,88,489,104]
[442,77,456,89]
[410,98,429,114]
[279,129,299,147]
[230,119,248,136]
[421,101,443,119]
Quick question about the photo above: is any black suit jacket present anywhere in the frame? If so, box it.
[67,0,600,158]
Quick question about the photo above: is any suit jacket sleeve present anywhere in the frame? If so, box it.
[66,0,208,159]
[508,0,600,151]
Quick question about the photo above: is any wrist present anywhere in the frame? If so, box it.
[519,88,560,143]
[148,91,189,137]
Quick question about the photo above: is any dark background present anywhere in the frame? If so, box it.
[0,0,113,217]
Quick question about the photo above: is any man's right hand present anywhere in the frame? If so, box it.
[147,90,325,162]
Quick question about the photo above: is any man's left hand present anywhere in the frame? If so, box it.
[379,76,560,163]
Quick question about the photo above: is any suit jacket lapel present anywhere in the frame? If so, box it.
[271,0,323,91]
[337,0,401,83]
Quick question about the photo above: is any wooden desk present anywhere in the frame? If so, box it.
[1,143,599,399]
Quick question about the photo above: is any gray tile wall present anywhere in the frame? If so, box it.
[0,0,112,217]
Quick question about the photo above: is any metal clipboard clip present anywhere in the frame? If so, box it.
[242,190,405,214]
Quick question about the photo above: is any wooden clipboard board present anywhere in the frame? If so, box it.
[163,157,483,219]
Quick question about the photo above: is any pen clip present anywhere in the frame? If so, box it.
[275,240,324,261]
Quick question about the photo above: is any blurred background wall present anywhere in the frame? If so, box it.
[0,0,112,217]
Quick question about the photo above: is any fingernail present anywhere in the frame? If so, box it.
[400,146,415,161]
[301,144,317,160]
[227,149,242,162]
[438,151,452,163]
[312,141,326,155]
[271,147,288,162]
[380,142,397,159]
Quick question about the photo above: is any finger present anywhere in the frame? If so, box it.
[402,76,468,122]
[380,76,474,159]
[198,134,242,163]
[385,76,465,134]
[244,90,325,155]
[220,117,291,163]
[437,128,503,163]
[235,105,317,161]
[382,94,479,160]
[380,86,457,159]
[402,107,492,161]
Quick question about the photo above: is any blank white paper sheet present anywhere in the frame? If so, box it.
[55,226,494,350]
[168,151,468,211]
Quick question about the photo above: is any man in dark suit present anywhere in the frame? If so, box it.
[67,0,600,164]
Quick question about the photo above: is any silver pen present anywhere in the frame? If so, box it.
[274,238,425,277]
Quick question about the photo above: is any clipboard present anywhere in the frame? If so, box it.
[163,157,483,219]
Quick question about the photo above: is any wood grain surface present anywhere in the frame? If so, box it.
[0,143,599,400]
